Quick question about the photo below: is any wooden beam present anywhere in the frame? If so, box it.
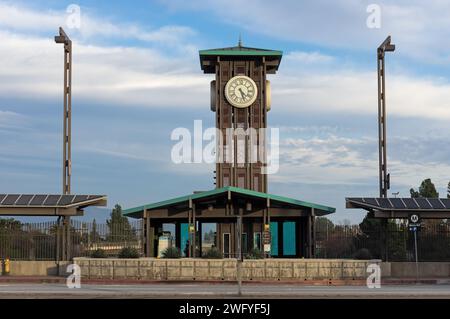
[0,207,81,216]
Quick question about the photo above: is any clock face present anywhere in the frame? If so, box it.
[225,75,258,108]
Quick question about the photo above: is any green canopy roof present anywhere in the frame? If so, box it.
[199,44,283,73]
[199,45,283,57]
[124,186,335,218]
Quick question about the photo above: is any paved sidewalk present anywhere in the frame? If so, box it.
[0,276,449,285]
[0,283,449,299]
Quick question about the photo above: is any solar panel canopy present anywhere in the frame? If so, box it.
[346,197,450,219]
[0,194,105,207]
[0,194,107,216]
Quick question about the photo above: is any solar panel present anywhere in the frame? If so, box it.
[414,198,432,209]
[363,198,379,207]
[16,194,34,206]
[30,195,48,206]
[440,199,450,209]
[403,198,419,209]
[58,195,75,206]
[378,198,393,209]
[347,197,450,213]
[43,195,61,206]
[428,198,445,209]
[390,198,406,209]
[73,195,89,203]
[2,194,20,205]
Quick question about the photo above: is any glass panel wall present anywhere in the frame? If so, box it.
[201,223,217,256]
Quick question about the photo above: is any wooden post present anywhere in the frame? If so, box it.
[192,202,196,258]
[266,198,271,258]
[311,208,316,258]
[307,215,312,258]
[144,209,152,257]
[188,206,192,258]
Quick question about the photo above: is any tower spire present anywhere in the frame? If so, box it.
[238,34,242,47]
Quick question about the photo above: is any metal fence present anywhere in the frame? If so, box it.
[0,219,143,260]
[315,221,450,261]
[2,218,450,261]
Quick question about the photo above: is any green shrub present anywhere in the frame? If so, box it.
[161,247,181,259]
[202,247,223,259]
[246,248,264,259]
[90,248,107,258]
[353,248,372,260]
[118,247,140,259]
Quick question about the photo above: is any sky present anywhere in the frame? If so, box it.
[1,0,450,224]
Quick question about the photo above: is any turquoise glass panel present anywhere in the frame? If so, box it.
[270,222,278,256]
[283,222,296,256]
[180,223,189,257]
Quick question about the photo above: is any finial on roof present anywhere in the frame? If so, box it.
[238,34,242,47]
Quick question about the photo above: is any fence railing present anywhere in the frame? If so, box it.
[0,219,143,260]
[1,218,450,261]
[315,221,450,261]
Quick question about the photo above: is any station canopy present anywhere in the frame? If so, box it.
[0,194,107,216]
[124,186,335,219]
[346,197,450,219]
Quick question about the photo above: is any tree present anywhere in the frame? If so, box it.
[90,219,101,243]
[106,204,136,241]
[315,217,334,232]
[410,178,439,198]
[410,178,442,227]
[410,188,419,198]
[447,181,450,199]
[0,218,22,233]
[354,214,407,261]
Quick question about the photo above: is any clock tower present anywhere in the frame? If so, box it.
[199,42,282,193]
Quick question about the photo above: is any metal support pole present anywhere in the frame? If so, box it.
[55,27,72,262]
[414,229,419,281]
[63,216,71,260]
[55,216,61,263]
[377,36,395,262]
[55,27,72,196]
[377,36,394,199]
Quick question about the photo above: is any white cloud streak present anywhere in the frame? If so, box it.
[272,130,450,190]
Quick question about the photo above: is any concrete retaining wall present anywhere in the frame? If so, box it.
[3,261,69,276]
[5,259,449,279]
[73,258,379,281]
[389,262,450,278]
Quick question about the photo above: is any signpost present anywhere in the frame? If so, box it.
[408,213,421,281]
[236,215,243,296]
[263,229,271,254]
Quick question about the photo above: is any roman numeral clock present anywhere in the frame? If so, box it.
[200,42,282,193]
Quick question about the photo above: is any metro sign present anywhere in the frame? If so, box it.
[408,213,421,232]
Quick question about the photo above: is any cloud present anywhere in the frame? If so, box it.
[162,0,450,63]
[1,2,450,120]
[272,129,450,190]
[0,110,28,129]
[0,28,208,108]
[0,2,196,47]
[285,51,335,64]
[272,68,450,120]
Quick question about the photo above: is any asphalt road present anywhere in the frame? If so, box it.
[0,283,449,298]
